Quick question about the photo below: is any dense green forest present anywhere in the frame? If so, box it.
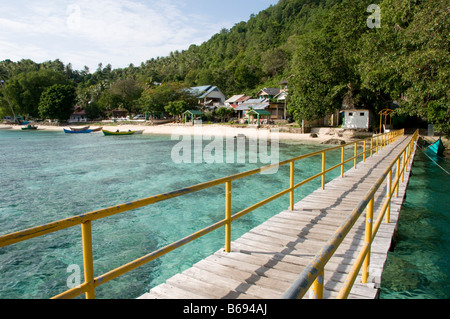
[0,0,448,135]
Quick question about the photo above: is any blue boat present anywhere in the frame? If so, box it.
[425,137,445,157]
[64,128,93,134]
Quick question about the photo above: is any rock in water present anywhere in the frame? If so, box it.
[322,138,346,145]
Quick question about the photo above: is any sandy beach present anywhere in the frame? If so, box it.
[0,122,357,144]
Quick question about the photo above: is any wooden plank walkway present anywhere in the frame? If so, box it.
[139,135,416,299]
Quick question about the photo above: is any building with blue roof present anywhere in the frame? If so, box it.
[188,85,227,110]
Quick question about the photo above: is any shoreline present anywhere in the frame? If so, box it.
[0,123,355,144]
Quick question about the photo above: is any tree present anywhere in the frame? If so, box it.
[216,107,235,122]
[84,101,103,121]
[359,0,449,135]
[38,84,77,122]
[288,0,390,124]
[261,47,288,77]
[164,100,190,119]
[108,78,143,113]
[139,82,197,117]
[2,69,72,117]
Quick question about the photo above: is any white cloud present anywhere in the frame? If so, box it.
[0,0,224,70]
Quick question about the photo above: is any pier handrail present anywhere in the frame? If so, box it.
[282,129,419,299]
[0,129,405,299]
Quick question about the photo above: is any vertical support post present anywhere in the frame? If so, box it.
[370,138,373,158]
[401,150,406,183]
[290,162,295,211]
[362,198,374,284]
[310,269,324,299]
[376,136,379,154]
[341,146,345,177]
[396,158,400,198]
[321,152,326,190]
[363,140,367,162]
[405,145,411,173]
[386,170,392,223]
[354,142,358,168]
[81,221,95,299]
[225,181,232,253]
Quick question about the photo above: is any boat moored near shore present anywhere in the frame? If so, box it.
[102,129,136,136]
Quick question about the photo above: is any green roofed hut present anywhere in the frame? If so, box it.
[184,110,204,124]
[247,109,271,126]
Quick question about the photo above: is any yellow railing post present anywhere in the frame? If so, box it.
[310,269,324,299]
[290,162,295,211]
[396,157,400,197]
[401,149,406,183]
[370,138,374,158]
[341,146,345,177]
[363,140,366,162]
[376,136,379,154]
[225,181,232,253]
[406,144,411,174]
[81,221,95,299]
[386,169,392,223]
[321,152,326,190]
[362,198,374,283]
[354,142,358,169]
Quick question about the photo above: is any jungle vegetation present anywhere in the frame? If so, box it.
[0,0,448,135]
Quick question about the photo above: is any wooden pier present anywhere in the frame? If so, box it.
[139,134,416,300]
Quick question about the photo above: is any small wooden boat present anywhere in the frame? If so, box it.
[64,128,93,134]
[102,129,135,136]
[133,130,144,135]
[69,126,90,131]
[91,127,103,132]
[425,137,445,157]
[21,124,38,130]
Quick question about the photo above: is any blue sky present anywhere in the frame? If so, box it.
[0,0,278,71]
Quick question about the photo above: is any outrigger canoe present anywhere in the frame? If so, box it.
[424,137,445,157]
[64,128,93,134]
[102,129,136,136]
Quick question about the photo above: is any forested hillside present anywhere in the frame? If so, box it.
[0,0,448,134]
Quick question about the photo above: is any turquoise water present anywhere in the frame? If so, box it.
[1,130,447,299]
[1,129,345,299]
[380,150,450,299]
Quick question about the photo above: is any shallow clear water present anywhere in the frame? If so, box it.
[379,150,450,299]
[1,130,447,299]
[0,129,344,299]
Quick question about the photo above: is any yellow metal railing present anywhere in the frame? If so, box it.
[0,129,405,299]
[282,129,419,299]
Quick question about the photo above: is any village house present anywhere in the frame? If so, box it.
[341,109,373,130]
[230,87,288,122]
[189,85,227,110]
[235,98,271,122]
[257,87,282,100]
[224,94,251,109]
[69,106,88,123]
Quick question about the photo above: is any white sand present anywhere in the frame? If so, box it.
[0,123,353,144]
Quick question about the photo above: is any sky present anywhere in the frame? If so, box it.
[0,0,279,72]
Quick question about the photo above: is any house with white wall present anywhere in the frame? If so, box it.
[341,109,372,130]
[189,85,227,110]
